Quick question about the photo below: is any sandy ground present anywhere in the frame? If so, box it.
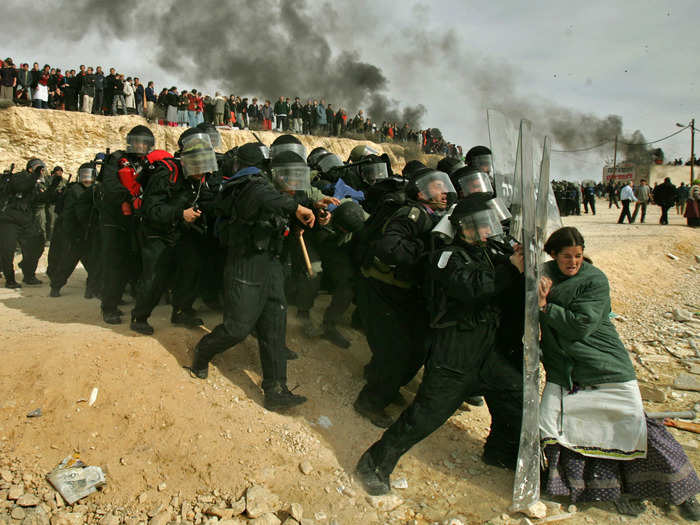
[0,199,698,525]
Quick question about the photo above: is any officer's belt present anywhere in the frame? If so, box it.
[361,259,412,289]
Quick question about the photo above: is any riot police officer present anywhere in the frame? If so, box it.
[0,158,62,287]
[356,197,525,495]
[47,162,97,296]
[98,125,154,324]
[188,142,316,412]
[354,168,456,428]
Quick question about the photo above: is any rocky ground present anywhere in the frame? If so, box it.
[0,201,698,525]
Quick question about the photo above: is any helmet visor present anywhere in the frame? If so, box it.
[77,167,95,186]
[447,160,465,175]
[455,171,494,198]
[271,164,311,194]
[457,209,503,243]
[180,133,218,177]
[470,154,493,174]
[270,142,307,161]
[486,197,512,222]
[360,162,388,184]
[317,154,343,174]
[415,171,456,209]
[126,133,155,155]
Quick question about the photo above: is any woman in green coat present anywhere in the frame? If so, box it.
[538,226,700,520]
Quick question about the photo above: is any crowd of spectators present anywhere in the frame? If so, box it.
[667,156,696,166]
[0,57,462,157]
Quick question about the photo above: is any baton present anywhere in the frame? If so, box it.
[298,230,313,277]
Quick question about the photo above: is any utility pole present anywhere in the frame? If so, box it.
[610,135,618,183]
[690,118,695,185]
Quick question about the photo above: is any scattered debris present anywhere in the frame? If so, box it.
[391,477,408,489]
[46,454,106,504]
[299,461,313,475]
[317,415,332,429]
[672,308,694,323]
[667,253,679,261]
[26,408,42,418]
[674,372,700,392]
[88,387,99,407]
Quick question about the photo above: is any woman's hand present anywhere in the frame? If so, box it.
[538,276,553,308]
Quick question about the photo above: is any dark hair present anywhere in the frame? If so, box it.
[544,227,592,263]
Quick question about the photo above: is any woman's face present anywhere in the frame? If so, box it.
[552,245,584,277]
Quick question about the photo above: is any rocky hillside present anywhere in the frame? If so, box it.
[0,106,427,174]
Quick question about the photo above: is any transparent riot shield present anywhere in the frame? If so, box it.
[511,119,542,512]
[536,137,551,253]
[487,109,519,208]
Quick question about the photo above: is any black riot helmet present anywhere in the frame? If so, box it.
[307,147,329,169]
[406,168,457,211]
[332,200,366,233]
[315,152,344,175]
[221,142,269,177]
[402,159,425,178]
[26,158,47,177]
[126,125,155,156]
[180,132,217,178]
[437,156,465,176]
[270,151,311,195]
[358,155,389,185]
[348,144,378,163]
[195,122,222,149]
[77,162,96,187]
[451,165,494,200]
[449,196,503,245]
[270,134,306,161]
[465,145,492,174]
[177,127,201,151]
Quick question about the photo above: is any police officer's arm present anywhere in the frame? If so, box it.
[141,167,188,228]
[440,252,522,304]
[62,185,85,238]
[251,179,315,227]
[33,173,63,204]
[374,213,426,267]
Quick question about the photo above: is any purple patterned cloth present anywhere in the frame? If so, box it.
[543,417,700,505]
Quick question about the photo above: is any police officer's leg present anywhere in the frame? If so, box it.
[291,238,321,318]
[48,229,81,295]
[479,350,523,469]
[357,362,472,495]
[171,230,203,325]
[131,235,174,333]
[85,229,102,298]
[17,219,45,283]
[0,222,19,286]
[100,225,129,321]
[321,247,355,348]
[254,260,306,410]
[190,255,269,378]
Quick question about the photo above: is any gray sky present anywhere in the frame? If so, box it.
[3,0,698,180]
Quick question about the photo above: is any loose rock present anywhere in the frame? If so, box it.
[298,462,313,476]
[8,484,24,500]
[288,503,303,521]
[17,493,40,507]
[365,494,403,512]
[248,514,281,525]
[245,486,278,518]
[148,511,171,525]
[673,308,694,322]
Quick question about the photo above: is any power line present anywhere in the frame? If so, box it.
[552,125,690,153]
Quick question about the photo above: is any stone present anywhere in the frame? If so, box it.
[443,520,464,525]
[148,511,171,525]
[229,498,245,516]
[298,462,313,476]
[695,255,700,264]
[523,501,547,519]
[206,508,233,520]
[673,308,694,323]
[8,484,24,500]
[99,514,121,525]
[219,521,245,525]
[519,519,534,525]
[674,372,700,392]
[11,508,27,520]
[288,503,303,522]
[281,519,299,525]
[50,512,84,525]
[638,383,667,403]
[245,486,278,518]
[567,505,577,513]
[390,478,408,489]
[248,514,281,525]
[17,494,40,507]
[157,483,167,492]
[0,470,12,483]
[687,363,700,376]
[365,494,403,512]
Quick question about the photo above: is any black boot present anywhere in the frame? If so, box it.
[264,382,307,412]
[284,346,299,360]
[466,396,485,407]
[23,276,43,285]
[102,309,122,325]
[614,496,646,517]
[356,450,391,496]
[189,347,210,379]
[49,287,60,297]
[171,308,204,327]
[322,324,350,349]
[130,315,154,335]
[680,496,700,521]
[354,394,393,429]
[5,280,22,289]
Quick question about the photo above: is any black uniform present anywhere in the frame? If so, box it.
[47,182,97,293]
[130,158,203,325]
[191,168,302,403]
[0,169,61,285]
[98,151,144,319]
[357,239,524,494]
[355,201,439,422]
